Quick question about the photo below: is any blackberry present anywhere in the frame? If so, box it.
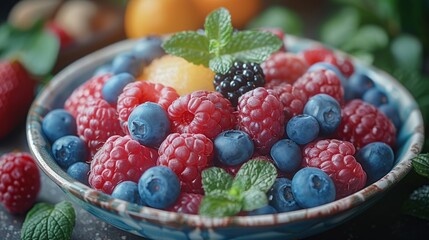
[214,62,265,106]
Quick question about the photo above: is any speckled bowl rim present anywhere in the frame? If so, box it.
[27,36,425,229]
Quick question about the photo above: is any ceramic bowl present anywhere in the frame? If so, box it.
[27,36,425,240]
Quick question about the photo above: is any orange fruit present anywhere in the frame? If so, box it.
[124,0,201,38]
[140,55,215,95]
[191,0,262,28]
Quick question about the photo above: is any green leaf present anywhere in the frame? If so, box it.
[205,7,233,55]
[21,201,76,240]
[342,25,389,52]
[199,194,242,217]
[390,34,422,71]
[202,167,233,195]
[162,31,211,66]
[402,185,429,220]
[209,55,234,74]
[241,189,268,211]
[412,153,429,178]
[320,7,360,47]
[234,159,278,193]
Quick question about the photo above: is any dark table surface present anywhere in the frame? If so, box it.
[1,121,429,240]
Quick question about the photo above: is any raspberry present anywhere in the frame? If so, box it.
[301,47,354,78]
[157,133,213,194]
[302,139,367,199]
[0,152,40,214]
[261,52,308,84]
[77,98,124,159]
[237,87,285,154]
[213,62,265,106]
[293,68,344,104]
[167,91,236,139]
[64,73,111,117]
[88,135,158,194]
[268,83,308,121]
[117,81,179,132]
[337,99,396,149]
[167,193,203,214]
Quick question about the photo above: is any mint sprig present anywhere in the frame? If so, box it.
[199,159,277,217]
[412,153,429,178]
[21,201,76,240]
[162,8,282,74]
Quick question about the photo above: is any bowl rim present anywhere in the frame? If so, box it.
[27,36,425,229]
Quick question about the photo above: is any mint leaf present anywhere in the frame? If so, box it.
[234,159,278,192]
[162,31,211,66]
[242,189,268,211]
[402,185,429,220]
[21,201,76,240]
[412,153,429,178]
[205,8,233,55]
[209,55,234,74]
[221,31,282,63]
[202,167,233,195]
[199,194,241,217]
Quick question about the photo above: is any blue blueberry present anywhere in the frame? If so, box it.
[67,162,90,185]
[292,167,336,208]
[270,139,302,173]
[42,109,77,143]
[362,88,388,107]
[247,205,277,216]
[102,73,135,105]
[379,103,402,130]
[307,62,346,83]
[133,36,165,63]
[93,64,112,76]
[138,166,180,209]
[268,178,301,212]
[348,72,375,99]
[111,52,143,77]
[214,130,254,166]
[303,94,341,135]
[355,142,394,184]
[128,102,170,148]
[52,135,88,169]
[286,114,319,145]
[112,181,145,205]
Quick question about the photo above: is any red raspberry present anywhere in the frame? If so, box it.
[167,193,203,214]
[261,52,308,84]
[0,152,40,214]
[302,139,367,199]
[237,87,285,155]
[337,99,396,149]
[167,91,235,139]
[64,73,111,117]
[117,81,179,132]
[301,47,354,77]
[88,135,158,194]
[293,68,344,104]
[268,83,308,122]
[157,133,213,194]
[77,98,124,159]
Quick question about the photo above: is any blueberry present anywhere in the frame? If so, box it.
[379,103,402,130]
[307,62,346,83]
[67,162,90,185]
[348,72,375,99]
[292,167,336,208]
[102,73,135,105]
[268,178,301,212]
[247,205,277,216]
[270,139,302,173]
[214,130,254,166]
[52,135,88,169]
[362,88,388,107]
[132,36,165,63]
[286,114,319,145]
[128,102,170,148]
[356,142,394,184]
[93,64,111,76]
[112,181,145,205]
[303,94,341,135]
[42,109,77,143]
[111,52,143,77]
[138,166,180,209]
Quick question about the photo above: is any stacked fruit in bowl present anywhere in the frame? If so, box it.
[28,8,423,240]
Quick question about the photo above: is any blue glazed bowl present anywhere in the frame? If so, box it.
[27,36,425,240]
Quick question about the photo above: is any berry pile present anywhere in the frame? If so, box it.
[40,10,402,217]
